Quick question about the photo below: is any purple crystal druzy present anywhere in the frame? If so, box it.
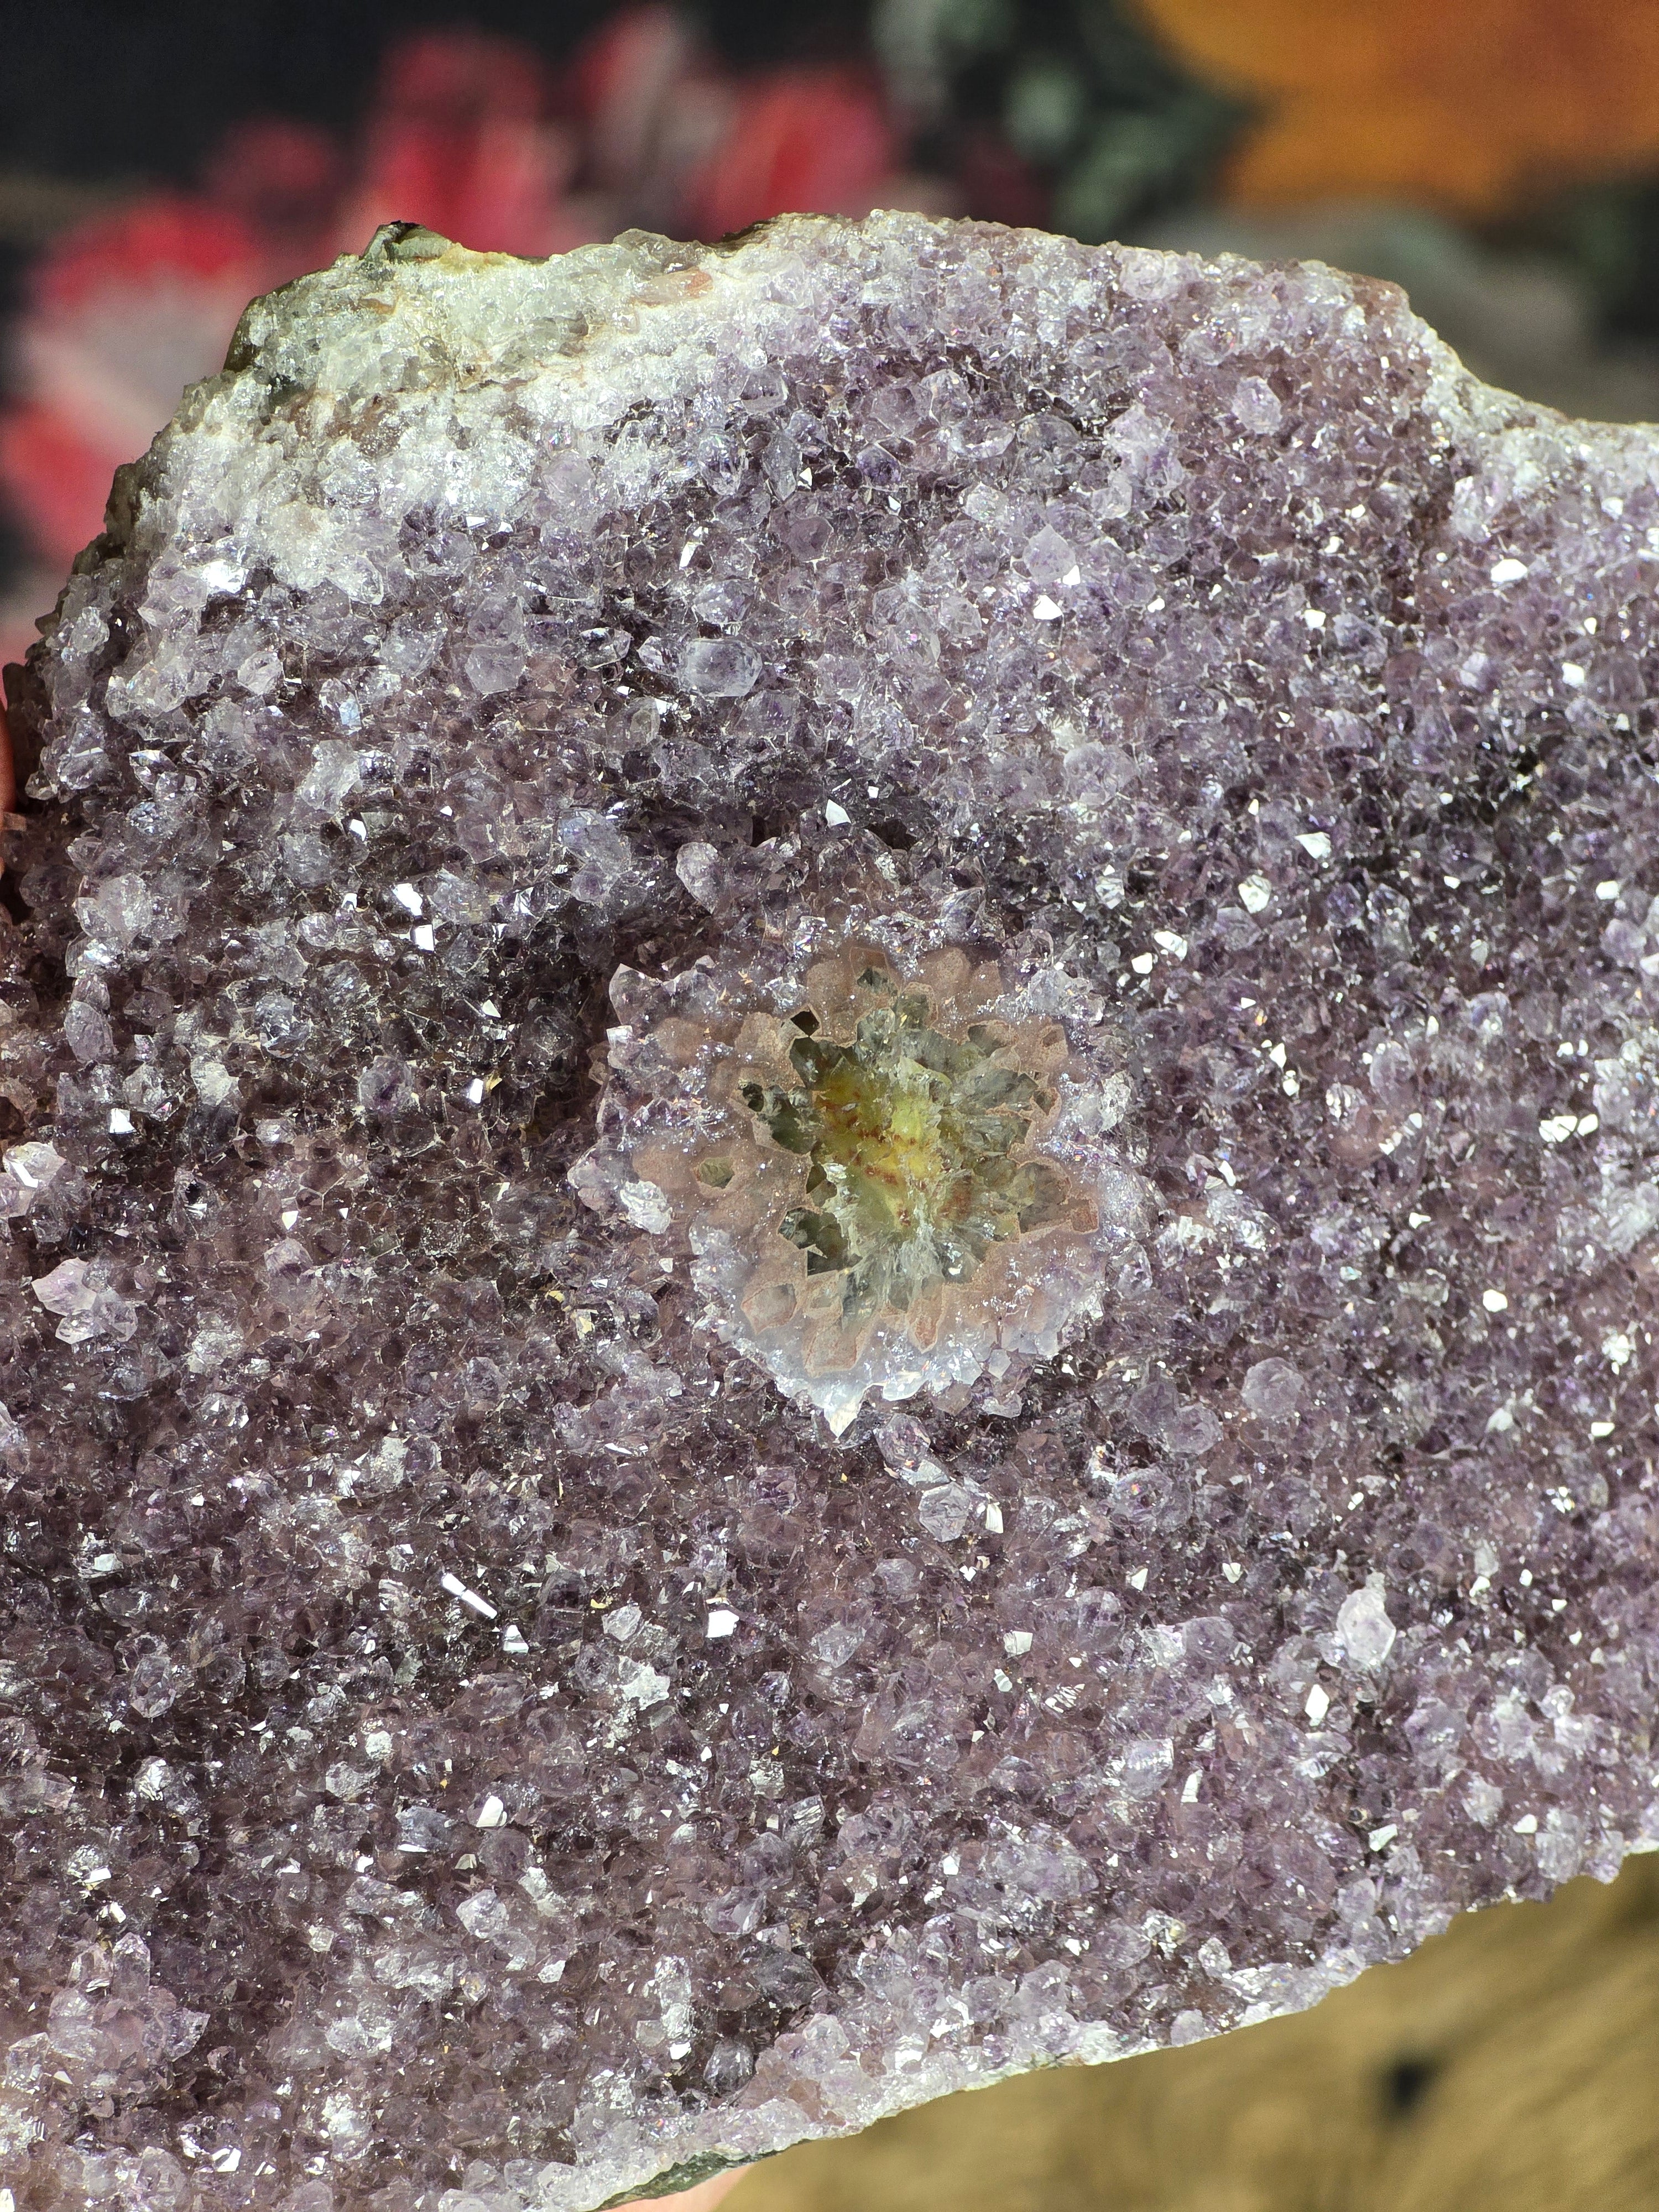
[1,215,1657,2211]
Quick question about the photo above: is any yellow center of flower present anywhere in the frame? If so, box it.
[738,973,1067,1321]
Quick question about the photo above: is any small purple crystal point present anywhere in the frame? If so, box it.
[2,214,1658,2210]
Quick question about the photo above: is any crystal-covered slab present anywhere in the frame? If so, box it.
[3,214,1658,2212]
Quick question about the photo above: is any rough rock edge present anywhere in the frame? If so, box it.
[11,212,1659,2211]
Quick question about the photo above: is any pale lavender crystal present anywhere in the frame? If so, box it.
[2,213,1658,2212]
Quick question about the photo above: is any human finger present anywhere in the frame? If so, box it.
[626,2169,748,2212]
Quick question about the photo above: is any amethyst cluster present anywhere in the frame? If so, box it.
[2,214,1658,2212]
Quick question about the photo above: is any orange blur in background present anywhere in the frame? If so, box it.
[1140,0,1659,215]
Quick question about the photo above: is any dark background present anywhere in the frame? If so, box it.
[0,1,867,184]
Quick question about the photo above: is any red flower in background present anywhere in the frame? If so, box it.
[572,6,738,232]
[0,194,282,575]
[331,30,598,258]
[686,67,898,239]
[0,15,952,627]
[0,117,340,606]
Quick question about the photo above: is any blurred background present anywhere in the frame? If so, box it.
[11,0,1659,670]
[4,5,1659,2201]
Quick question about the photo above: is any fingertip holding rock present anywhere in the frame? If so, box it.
[630,2173,748,2212]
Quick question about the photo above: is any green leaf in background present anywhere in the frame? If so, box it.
[874,0,1245,238]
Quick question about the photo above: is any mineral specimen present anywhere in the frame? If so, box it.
[571,880,1138,1431]
[2,212,1658,2212]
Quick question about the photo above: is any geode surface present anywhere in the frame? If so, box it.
[3,213,1659,2212]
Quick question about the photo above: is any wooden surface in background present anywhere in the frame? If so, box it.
[729,1855,1659,2212]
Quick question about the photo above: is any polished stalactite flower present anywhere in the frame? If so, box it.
[574,902,1146,1431]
